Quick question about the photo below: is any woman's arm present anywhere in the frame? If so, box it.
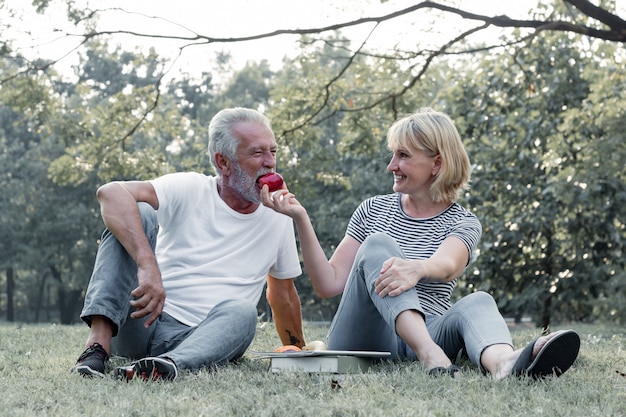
[260,187,359,298]
[374,235,469,298]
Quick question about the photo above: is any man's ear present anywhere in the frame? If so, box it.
[214,153,232,176]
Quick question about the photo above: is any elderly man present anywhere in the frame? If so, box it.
[71,108,304,381]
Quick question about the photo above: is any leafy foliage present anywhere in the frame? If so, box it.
[0,3,624,327]
[451,27,626,326]
[0,60,102,323]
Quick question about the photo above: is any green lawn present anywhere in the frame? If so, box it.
[0,321,624,417]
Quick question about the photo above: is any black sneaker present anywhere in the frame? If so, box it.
[71,343,109,377]
[114,357,178,382]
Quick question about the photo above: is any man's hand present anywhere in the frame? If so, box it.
[129,263,166,328]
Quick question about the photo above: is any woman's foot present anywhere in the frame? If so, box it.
[415,339,453,374]
[493,330,579,380]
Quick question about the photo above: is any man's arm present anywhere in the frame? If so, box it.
[265,275,305,347]
[96,181,165,327]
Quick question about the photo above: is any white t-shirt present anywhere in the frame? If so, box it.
[149,172,302,326]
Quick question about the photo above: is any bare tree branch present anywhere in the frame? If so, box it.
[278,24,380,137]
[4,0,624,146]
[61,0,625,138]
[565,0,626,30]
[5,0,624,85]
[65,1,626,45]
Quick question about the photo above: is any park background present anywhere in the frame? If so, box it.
[1,0,625,332]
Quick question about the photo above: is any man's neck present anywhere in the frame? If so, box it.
[216,182,259,214]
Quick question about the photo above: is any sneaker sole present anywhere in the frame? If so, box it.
[116,357,178,382]
[71,364,106,378]
[113,365,136,381]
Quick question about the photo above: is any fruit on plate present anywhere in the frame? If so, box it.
[258,173,284,192]
[302,340,328,351]
[274,345,301,353]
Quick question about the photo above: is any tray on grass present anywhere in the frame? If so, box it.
[251,350,391,374]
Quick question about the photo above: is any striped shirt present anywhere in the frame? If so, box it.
[346,193,482,316]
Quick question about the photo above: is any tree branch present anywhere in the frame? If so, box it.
[67,0,626,46]
[278,24,380,137]
[565,0,626,30]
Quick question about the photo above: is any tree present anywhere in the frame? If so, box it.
[2,1,624,134]
[0,58,102,323]
[2,0,625,326]
[264,14,626,325]
[441,30,626,327]
[0,38,280,322]
[549,41,626,324]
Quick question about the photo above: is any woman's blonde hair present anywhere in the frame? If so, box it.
[386,107,471,203]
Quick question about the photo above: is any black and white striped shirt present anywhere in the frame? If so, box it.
[346,193,482,316]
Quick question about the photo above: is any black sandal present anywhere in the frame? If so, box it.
[428,366,447,377]
[512,330,580,379]
[429,365,460,378]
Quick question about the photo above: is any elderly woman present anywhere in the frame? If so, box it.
[262,108,579,379]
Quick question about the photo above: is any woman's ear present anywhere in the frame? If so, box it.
[432,154,442,177]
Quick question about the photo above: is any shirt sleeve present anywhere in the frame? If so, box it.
[345,198,373,243]
[150,172,205,223]
[269,216,302,279]
[448,211,482,261]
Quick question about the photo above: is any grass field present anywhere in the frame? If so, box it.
[0,321,624,417]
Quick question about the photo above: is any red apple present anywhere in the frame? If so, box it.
[274,345,301,353]
[258,173,284,192]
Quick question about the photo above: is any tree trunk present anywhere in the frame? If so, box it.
[6,267,15,322]
[57,286,82,324]
[34,271,49,322]
[542,294,552,333]
[541,225,554,332]
[48,264,81,324]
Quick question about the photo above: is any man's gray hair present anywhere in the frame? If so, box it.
[208,107,271,177]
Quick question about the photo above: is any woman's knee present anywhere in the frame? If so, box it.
[455,291,499,313]
[362,232,394,249]
[466,291,495,303]
[359,233,402,259]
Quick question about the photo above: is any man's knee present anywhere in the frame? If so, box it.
[215,299,258,329]
[137,202,158,233]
